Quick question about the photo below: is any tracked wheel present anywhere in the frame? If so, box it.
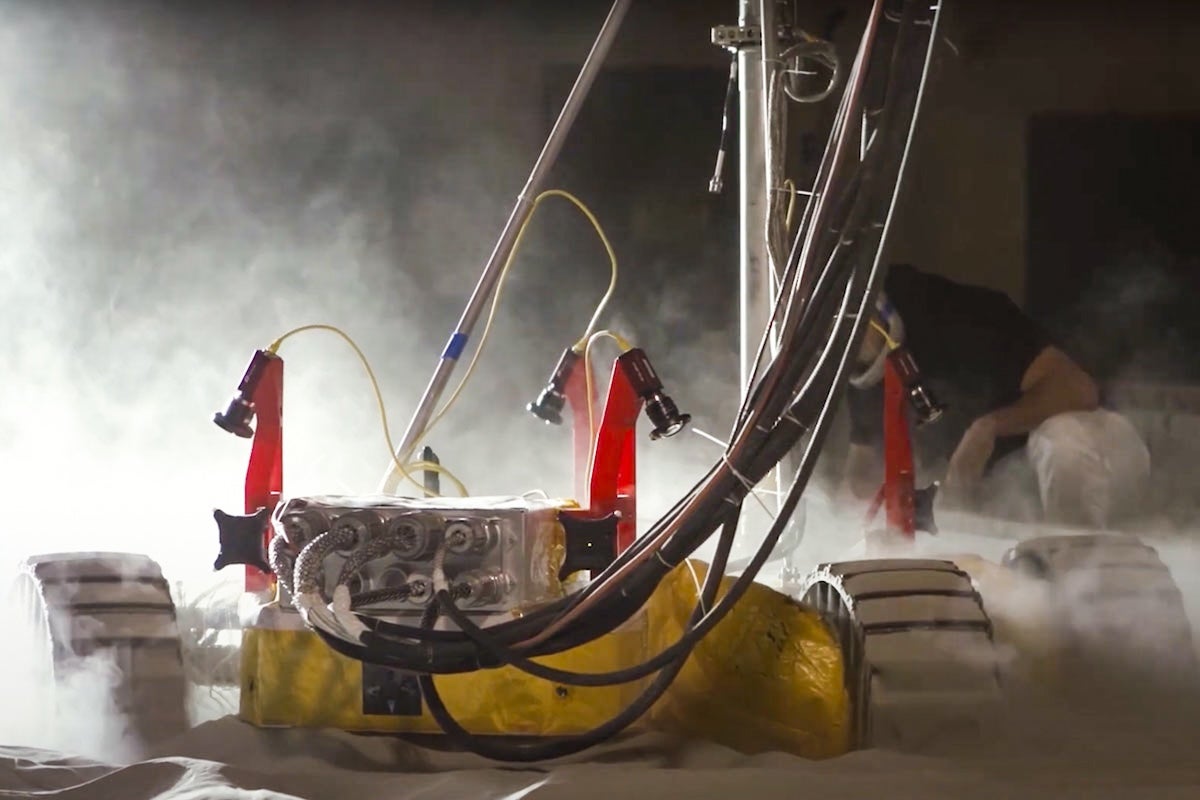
[1002,533,1197,687]
[9,552,190,757]
[798,559,1002,750]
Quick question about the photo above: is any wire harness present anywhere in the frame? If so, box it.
[287,0,943,762]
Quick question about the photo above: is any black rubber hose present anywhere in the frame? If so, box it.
[416,505,740,687]
[413,509,742,761]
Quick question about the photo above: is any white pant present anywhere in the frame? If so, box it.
[1025,410,1151,528]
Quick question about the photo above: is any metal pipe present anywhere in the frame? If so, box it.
[758,0,780,266]
[737,0,772,399]
[380,0,634,493]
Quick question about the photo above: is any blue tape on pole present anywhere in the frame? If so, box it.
[876,294,896,324]
[442,332,469,360]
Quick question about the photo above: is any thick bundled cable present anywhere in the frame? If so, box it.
[296,0,942,757]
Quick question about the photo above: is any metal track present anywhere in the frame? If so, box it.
[797,559,1002,750]
[1003,533,1198,683]
[15,552,190,751]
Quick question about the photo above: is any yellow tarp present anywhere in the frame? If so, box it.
[240,562,848,758]
[644,562,849,758]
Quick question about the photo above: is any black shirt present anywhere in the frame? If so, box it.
[846,264,1053,471]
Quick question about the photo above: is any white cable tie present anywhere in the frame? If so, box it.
[331,585,370,640]
[721,455,756,493]
[782,410,805,428]
[724,455,779,520]
[297,592,359,645]
[654,550,679,570]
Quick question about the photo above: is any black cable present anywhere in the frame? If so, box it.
[415,610,690,763]
[411,509,740,762]
[350,584,412,608]
[517,278,863,659]
[415,289,868,762]
[708,56,739,193]
[399,506,740,687]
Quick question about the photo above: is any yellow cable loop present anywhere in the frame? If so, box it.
[869,318,900,351]
[582,329,635,482]
[402,460,470,498]
[416,189,619,470]
[266,324,470,497]
[277,190,618,497]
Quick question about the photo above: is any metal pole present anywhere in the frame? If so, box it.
[737,0,773,399]
[758,0,780,286]
[380,0,634,493]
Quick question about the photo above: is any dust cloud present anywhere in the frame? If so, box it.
[0,0,733,756]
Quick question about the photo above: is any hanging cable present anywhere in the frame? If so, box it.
[266,324,469,498]
[708,57,739,194]
[382,189,620,492]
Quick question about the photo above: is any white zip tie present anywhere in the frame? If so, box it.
[331,585,370,639]
[723,455,777,520]
[722,455,755,492]
[654,550,679,570]
[781,410,805,428]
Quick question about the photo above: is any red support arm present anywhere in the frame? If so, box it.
[563,353,639,555]
[243,356,284,592]
[587,361,639,553]
[882,356,917,537]
[864,356,917,539]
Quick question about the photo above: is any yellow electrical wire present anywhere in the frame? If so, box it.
[581,329,634,481]
[266,324,470,497]
[402,460,470,497]
[869,318,900,350]
[275,190,618,498]
[422,188,619,445]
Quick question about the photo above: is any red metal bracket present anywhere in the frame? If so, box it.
[563,353,639,555]
[864,355,916,538]
[243,355,284,592]
[587,359,639,553]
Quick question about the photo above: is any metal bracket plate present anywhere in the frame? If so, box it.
[711,24,811,51]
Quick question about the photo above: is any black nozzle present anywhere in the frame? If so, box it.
[617,348,692,440]
[213,349,278,438]
[907,383,944,426]
[527,347,580,425]
[214,395,256,439]
[887,345,945,426]
[645,391,692,440]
